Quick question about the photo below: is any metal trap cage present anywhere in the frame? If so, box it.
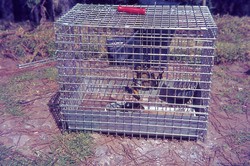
[55,4,217,140]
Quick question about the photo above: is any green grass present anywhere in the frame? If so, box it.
[236,91,249,105]
[219,90,249,113]
[0,132,94,165]
[214,64,249,114]
[216,42,248,64]
[0,67,58,116]
[42,67,58,81]
[233,131,250,145]
[0,144,34,166]
[12,67,58,82]
[45,41,56,58]
[0,22,55,63]
[0,72,38,116]
[53,132,94,165]
[0,143,57,166]
[13,72,37,82]
[0,84,23,116]
[220,105,243,113]
[227,131,250,166]
[215,15,250,64]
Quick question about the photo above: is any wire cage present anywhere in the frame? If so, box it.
[55,4,217,140]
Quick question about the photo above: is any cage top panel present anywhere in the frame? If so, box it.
[56,4,216,30]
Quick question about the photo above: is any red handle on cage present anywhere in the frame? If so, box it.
[117,6,146,15]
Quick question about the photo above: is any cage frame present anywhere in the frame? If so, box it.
[55,4,217,141]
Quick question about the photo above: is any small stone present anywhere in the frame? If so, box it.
[238,87,243,91]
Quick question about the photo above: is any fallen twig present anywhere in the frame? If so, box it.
[18,57,56,69]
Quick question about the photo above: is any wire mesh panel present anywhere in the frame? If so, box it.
[55,4,217,140]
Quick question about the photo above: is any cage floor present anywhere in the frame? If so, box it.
[61,110,207,139]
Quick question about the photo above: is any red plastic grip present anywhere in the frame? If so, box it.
[117,6,146,15]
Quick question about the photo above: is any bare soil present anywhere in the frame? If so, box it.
[0,58,59,156]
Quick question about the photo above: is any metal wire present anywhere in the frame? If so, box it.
[56,4,217,30]
[55,4,217,140]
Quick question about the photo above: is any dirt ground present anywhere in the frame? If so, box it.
[0,56,249,165]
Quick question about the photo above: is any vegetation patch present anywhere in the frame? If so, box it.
[0,132,94,165]
[232,131,250,145]
[220,89,249,113]
[215,15,250,64]
[52,132,94,165]
[0,143,34,165]
[0,67,58,116]
[0,22,55,63]
[0,83,23,116]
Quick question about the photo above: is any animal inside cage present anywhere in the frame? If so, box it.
[55,4,217,140]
